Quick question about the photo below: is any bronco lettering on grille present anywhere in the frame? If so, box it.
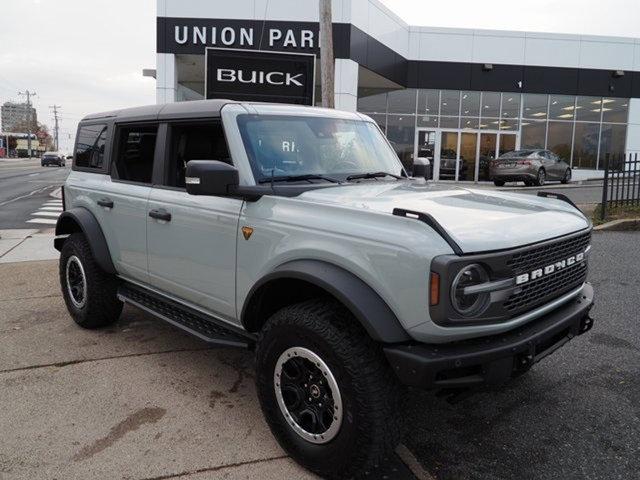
[515,251,586,285]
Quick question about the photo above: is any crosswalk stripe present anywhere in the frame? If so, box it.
[30,211,61,218]
[44,202,62,206]
[40,207,63,212]
[26,218,58,225]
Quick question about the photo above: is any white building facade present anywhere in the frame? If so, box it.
[156,0,640,180]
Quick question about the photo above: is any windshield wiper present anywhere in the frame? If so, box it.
[258,174,341,184]
[346,171,403,181]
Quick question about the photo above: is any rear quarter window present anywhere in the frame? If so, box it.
[75,124,108,170]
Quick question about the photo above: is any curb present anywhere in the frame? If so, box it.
[593,218,640,231]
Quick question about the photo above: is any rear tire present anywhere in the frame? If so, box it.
[535,168,546,186]
[255,299,403,479]
[493,179,505,187]
[59,233,122,328]
[561,168,571,184]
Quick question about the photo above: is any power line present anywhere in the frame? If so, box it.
[49,104,61,151]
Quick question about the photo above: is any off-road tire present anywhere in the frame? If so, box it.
[535,168,546,186]
[255,299,403,479]
[561,168,571,184]
[59,233,122,328]
[493,179,505,187]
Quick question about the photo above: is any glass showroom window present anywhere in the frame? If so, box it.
[417,115,438,128]
[599,123,627,168]
[481,92,501,119]
[501,93,520,119]
[521,121,546,149]
[417,89,439,116]
[549,95,576,120]
[602,98,629,123]
[386,114,416,171]
[388,89,417,114]
[575,96,602,122]
[547,121,573,162]
[357,89,387,114]
[573,122,600,169]
[523,94,548,119]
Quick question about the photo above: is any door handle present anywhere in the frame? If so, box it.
[97,198,113,208]
[149,208,172,222]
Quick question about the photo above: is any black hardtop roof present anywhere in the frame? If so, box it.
[81,99,238,123]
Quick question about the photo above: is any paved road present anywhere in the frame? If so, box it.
[0,159,69,230]
[404,231,640,480]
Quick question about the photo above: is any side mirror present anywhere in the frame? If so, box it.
[185,160,239,196]
[66,155,73,159]
[413,157,432,179]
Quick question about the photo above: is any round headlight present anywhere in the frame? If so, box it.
[450,264,490,317]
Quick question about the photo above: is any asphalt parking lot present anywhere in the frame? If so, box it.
[1,231,638,479]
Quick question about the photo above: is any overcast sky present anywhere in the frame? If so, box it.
[1,0,638,152]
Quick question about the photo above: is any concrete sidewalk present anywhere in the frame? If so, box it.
[0,260,316,479]
[0,229,58,264]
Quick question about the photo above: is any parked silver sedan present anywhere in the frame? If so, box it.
[490,149,572,187]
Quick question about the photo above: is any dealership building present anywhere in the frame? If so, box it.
[156,0,640,180]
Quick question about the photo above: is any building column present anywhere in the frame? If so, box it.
[334,58,359,112]
[156,53,177,104]
[626,98,640,155]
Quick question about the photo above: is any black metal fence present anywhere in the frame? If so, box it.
[601,152,640,220]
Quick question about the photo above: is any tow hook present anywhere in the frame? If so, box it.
[514,353,534,374]
[579,315,594,334]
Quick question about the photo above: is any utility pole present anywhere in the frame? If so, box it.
[50,105,61,151]
[319,0,335,108]
[18,90,37,158]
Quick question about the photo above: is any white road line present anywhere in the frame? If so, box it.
[26,218,58,225]
[40,207,63,212]
[28,173,40,177]
[30,211,60,218]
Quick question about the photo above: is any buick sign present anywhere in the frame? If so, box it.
[205,48,315,105]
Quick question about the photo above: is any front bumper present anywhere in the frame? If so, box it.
[384,283,594,390]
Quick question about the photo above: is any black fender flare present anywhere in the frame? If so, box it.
[242,259,411,343]
[54,207,116,274]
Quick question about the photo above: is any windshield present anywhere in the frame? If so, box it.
[499,150,536,158]
[236,114,405,182]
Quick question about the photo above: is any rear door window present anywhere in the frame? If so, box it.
[113,125,158,184]
[75,124,107,170]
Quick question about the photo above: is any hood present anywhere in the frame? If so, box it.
[298,181,590,253]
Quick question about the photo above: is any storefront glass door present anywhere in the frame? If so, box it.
[499,133,517,157]
[438,131,459,180]
[413,129,519,182]
[459,132,477,181]
[478,133,497,181]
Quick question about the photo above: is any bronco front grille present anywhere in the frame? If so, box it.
[506,230,591,275]
[502,230,591,315]
[504,262,588,312]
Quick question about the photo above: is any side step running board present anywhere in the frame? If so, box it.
[118,283,254,348]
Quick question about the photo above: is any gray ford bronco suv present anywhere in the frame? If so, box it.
[55,100,594,479]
